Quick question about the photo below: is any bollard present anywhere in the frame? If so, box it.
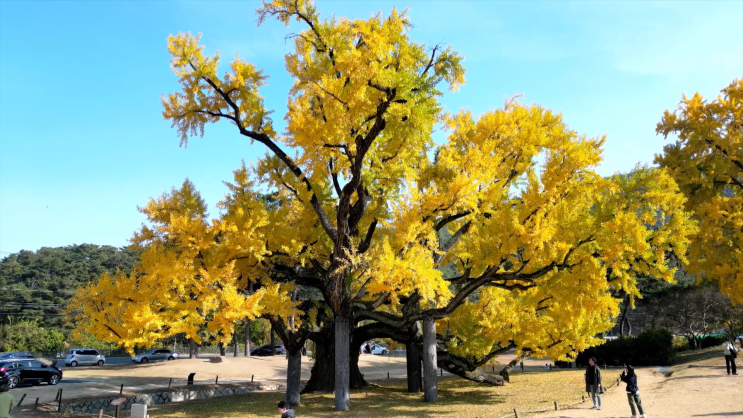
[216,375,219,384]
[387,372,389,378]
[188,372,196,385]
[169,378,173,388]
[17,393,26,407]
[440,368,443,377]
[120,383,124,394]
[554,401,558,410]
[110,397,127,418]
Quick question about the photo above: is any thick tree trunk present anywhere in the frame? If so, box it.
[499,355,524,383]
[218,342,226,356]
[233,332,239,357]
[244,320,251,356]
[438,356,505,385]
[188,339,198,359]
[286,349,302,406]
[334,316,351,411]
[406,322,422,393]
[619,295,630,337]
[304,321,366,393]
[349,333,368,389]
[423,316,438,402]
[303,321,335,393]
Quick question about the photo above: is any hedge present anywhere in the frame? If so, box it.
[576,329,675,366]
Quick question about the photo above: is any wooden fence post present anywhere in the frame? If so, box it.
[554,401,558,410]
[513,408,520,418]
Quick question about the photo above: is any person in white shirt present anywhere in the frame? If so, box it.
[722,339,738,375]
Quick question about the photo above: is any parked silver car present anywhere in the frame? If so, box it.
[65,349,106,366]
[132,349,179,364]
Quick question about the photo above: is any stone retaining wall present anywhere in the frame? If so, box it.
[58,383,290,414]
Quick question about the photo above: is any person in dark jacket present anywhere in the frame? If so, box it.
[620,365,646,418]
[584,357,602,410]
[278,400,295,418]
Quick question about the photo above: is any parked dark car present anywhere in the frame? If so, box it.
[0,360,62,388]
[0,352,35,359]
[250,345,286,356]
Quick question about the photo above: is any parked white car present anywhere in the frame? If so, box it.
[65,349,106,366]
[370,345,388,355]
[132,349,179,363]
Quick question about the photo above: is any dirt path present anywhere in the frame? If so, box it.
[535,356,743,418]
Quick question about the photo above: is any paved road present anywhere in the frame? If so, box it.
[55,356,174,368]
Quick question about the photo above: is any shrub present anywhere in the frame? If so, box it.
[576,329,675,366]
[700,335,727,349]
[673,335,690,352]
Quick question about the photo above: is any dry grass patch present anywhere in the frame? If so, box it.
[145,369,587,418]
[668,346,725,374]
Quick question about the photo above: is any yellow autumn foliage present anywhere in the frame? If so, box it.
[656,79,743,304]
[72,0,699,367]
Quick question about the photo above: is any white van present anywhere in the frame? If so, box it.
[65,349,106,366]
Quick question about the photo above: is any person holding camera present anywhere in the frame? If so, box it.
[620,365,646,418]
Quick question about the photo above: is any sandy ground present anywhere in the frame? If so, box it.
[12,351,741,417]
[10,350,554,407]
[11,353,412,407]
[535,356,743,418]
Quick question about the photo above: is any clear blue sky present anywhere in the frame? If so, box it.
[1,0,741,255]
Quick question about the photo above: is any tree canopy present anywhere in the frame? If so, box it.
[656,79,743,304]
[71,0,696,410]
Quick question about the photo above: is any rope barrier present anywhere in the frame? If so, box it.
[496,377,622,418]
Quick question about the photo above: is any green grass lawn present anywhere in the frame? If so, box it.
[144,369,588,418]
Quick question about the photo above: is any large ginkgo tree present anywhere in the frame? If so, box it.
[656,79,743,304]
[71,0,695,411]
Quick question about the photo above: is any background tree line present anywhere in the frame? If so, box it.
[0,244,279,354]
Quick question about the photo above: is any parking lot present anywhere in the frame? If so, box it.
[12,349,553,406]
[12,354,413,405]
